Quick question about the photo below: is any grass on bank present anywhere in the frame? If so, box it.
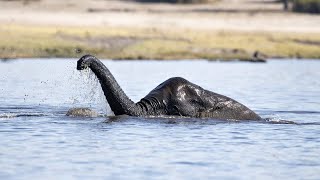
[0,25,320,60]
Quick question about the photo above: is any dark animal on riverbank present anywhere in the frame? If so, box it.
[77,55,261,120]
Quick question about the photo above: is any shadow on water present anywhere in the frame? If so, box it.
[103,114,320,126]
[1,105,319,126]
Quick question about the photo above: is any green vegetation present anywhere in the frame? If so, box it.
[292,0,320,13]
[1,25,320,60]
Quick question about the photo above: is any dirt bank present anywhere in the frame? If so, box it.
[0,0,319,60]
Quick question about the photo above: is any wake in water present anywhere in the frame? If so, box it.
[273,110,320,115]
[104,114,300,125]
[263,118,296,124]
[2,107,320,126]
[0,112,49,119]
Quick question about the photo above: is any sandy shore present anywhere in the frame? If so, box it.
[0,0,319,60]
[1,0,320,32]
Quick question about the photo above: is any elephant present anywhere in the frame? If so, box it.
[76,55,261,120]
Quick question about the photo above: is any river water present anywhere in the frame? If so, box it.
[0,59,319,179]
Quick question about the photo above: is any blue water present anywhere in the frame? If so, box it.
[0,59,319,179]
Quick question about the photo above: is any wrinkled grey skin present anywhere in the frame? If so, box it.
[77,55,261,120]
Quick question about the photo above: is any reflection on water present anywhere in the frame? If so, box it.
[0,59,319,179]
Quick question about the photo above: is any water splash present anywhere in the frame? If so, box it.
[68,68,113,116]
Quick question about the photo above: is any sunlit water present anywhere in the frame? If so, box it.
[0,59,319,179]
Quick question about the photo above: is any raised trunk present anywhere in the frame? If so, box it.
[77,55,142,116]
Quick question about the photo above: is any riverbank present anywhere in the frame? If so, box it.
[0,0,320,60]
[1,25,320,60]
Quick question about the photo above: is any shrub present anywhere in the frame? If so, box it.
[292,0,320,14]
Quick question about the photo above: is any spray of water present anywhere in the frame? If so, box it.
[68,68,114,116]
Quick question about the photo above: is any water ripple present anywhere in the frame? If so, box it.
[1,59,320,179]
[171,161,211,167]
[274,110,320,115]
[0,112,50,119]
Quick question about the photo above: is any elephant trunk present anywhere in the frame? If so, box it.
[77,55,143,116]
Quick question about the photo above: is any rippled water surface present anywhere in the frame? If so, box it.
[0,59,319,179]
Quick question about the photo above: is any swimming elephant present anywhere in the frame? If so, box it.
[77,55,261,120]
